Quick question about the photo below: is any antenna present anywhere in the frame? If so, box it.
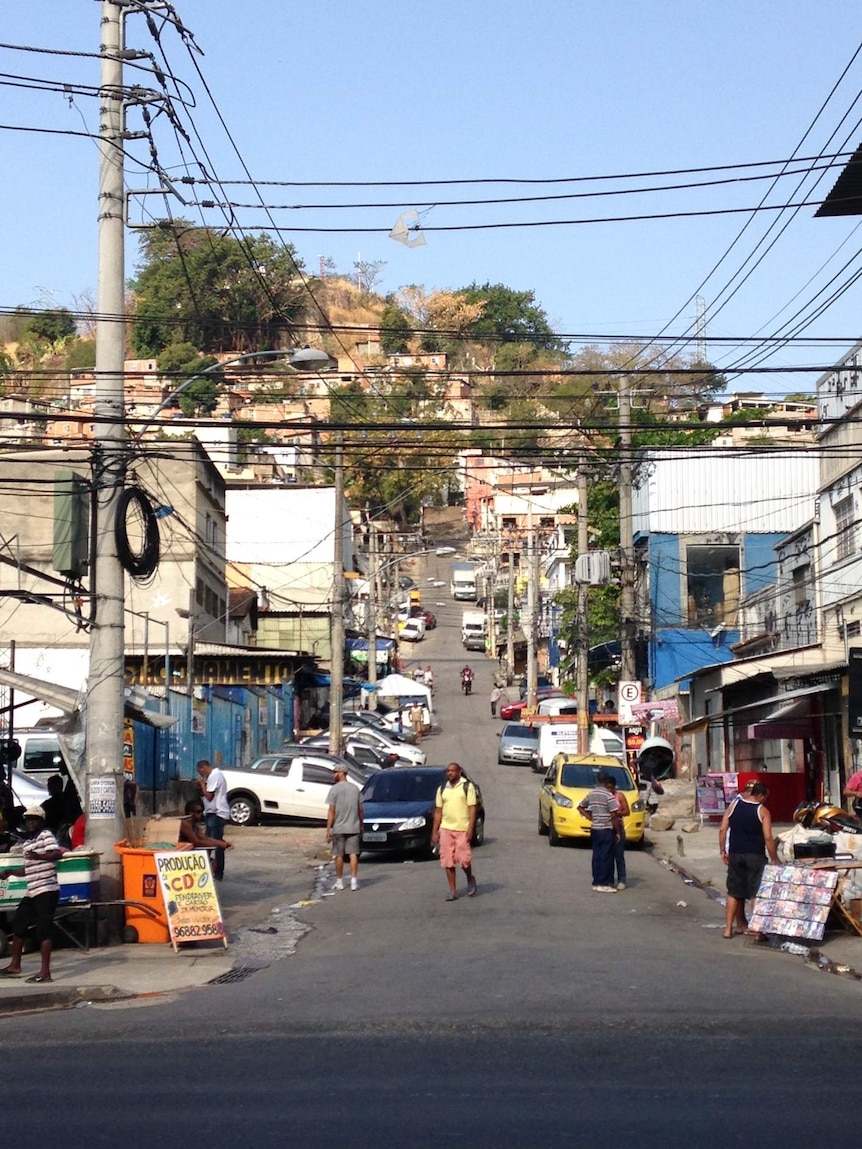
[695,295,707,363]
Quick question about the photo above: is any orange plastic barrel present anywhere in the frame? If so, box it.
[114,842,173,943]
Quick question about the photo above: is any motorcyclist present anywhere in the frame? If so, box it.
[461,665,473,683]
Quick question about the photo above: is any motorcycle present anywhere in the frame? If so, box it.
[793,800,862,835]
[461,672,473,696]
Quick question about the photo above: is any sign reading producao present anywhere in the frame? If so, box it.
[154,850,227,952]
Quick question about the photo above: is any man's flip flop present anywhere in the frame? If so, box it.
[25,975,52,984]
[467,879,477,897]
[445,893,458,902]
[0,969,21,977]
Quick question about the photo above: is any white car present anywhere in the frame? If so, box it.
[399,618,425,642]
[341,726,427,766]
[222,754,365,826]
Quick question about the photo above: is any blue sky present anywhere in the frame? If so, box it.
[3,2,862,390]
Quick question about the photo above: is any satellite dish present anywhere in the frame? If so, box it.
[390,210,426,248]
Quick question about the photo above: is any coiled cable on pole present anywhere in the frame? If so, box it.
[115,486,160,581]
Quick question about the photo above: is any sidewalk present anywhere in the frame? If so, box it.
[647,819,862,977]
[0,824,329,1015]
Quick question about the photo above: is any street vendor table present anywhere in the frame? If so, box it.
[0,851,101,954]
[803,860,862,937]
[748,860,862,942]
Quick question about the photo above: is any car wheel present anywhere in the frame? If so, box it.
[228,791,260,826]
[538,807,548,836]
[548,814,562,847]
[472,817,485,847]
[630,834,645,851]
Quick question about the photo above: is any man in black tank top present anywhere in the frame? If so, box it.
[718,782,778,939]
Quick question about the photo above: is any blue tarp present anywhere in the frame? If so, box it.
[346,638,395,651]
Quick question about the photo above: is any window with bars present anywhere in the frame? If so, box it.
[835,496,856,562]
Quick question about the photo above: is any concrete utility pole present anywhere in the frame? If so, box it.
[619,374,637,683]
[577,464,591,754]
[525,514,538,713]
[366,516,377,687]
[328,433,345,754]
[506,539,515,685]
[85,1,128,892]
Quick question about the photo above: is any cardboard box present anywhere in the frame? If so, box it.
[124,815,181,848]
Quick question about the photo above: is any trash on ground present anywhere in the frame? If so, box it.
[676,900,687,908]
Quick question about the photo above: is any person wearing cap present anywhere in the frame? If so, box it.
[326,765,363,891]
[0,806,65,983]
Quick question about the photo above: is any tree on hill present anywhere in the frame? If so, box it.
[130,221,307,356]
[156,343,221,417]
[379,302,412,355]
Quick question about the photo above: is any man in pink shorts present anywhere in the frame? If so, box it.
[431,762,478,901]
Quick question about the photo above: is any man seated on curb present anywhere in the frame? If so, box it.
[0,806,65,984]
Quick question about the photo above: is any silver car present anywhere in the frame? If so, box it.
[497,723,539,766]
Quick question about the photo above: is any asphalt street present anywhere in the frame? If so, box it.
[4,560,862,1147]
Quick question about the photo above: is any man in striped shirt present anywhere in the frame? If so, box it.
[0,806,64,983]
[577,772,623,893]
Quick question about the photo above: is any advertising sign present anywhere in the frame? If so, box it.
[88,776,117,820]
[154,850,227,952]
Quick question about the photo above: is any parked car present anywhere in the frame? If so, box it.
[537,754,645,846]
[499,689,568,721]
[4,730,67,786]
[497,722,540,766]
[519,674,554,700]
[399,618,425,642]
[223,753,366,826]
[322,710,418,745]
[410,606,437,630]
[303,726,427,766]
[360,766,485,857]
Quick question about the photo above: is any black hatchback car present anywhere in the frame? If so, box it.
[360,767,485,857]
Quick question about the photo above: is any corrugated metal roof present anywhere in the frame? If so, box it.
[633,450,818,534]
[815,144,862,217]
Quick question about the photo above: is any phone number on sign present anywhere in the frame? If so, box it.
[173,922,224,939]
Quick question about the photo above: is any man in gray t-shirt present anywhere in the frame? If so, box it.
[326,766,364,891]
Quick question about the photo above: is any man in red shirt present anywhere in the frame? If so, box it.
[843,768,862,817]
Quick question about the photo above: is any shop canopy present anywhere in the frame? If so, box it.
[375,672,432,703]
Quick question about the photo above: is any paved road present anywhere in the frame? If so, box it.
[4,564,862,1146]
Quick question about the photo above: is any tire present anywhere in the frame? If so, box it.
[630,834,645,851]
[548,814,562,847]
[122,925,139,944]
[472,818,485,847]
[0,926,7,958]
[228,791,260,827]
[538,806,548,836]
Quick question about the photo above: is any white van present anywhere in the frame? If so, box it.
[532,722,624,772]
[536,698,578,719]
[6,730,67,785]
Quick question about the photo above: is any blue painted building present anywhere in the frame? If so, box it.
[633,450,819,694]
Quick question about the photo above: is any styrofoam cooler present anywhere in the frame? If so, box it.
[0,851,100,908]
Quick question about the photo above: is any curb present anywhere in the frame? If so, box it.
[0,984,132,1017]
[648,845,862,981]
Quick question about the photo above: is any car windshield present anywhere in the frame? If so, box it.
[559,764,634,791]
[503,725,538,740]
[362,770,443,803]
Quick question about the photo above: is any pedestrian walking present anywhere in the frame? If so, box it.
[606,776,630,890]
[577,771,622,892]
[0,806,64,983]
[423,665,434,691]
[719,781,778,938]
[196,759,230,880]
[490,684,502,718]
[431,762,478,901]
[326,765,363,891]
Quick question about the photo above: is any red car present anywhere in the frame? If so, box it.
[410,607,437,630]
[499,689,566,720]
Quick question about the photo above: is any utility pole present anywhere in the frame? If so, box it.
[366,515,378,687]
[577,464,591,754]
[506,537,515,685]
[619,374,637,683]
[329,433,345,754]
[526,514,538,713]
[85,1,128,894]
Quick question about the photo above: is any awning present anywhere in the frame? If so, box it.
[747,696,818,740]
[682,683,836,736]
[0,667,177,729]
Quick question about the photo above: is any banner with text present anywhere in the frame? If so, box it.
[154,850,226,950]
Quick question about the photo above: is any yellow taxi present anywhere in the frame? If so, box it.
[537,754,645,846]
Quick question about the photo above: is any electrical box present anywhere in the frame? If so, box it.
[53,469,89,578]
